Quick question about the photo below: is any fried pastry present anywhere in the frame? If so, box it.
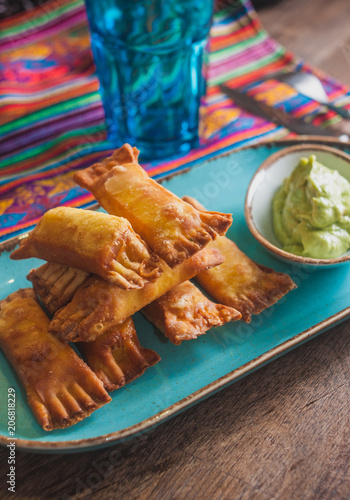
[73,143,232,268]
[183,197,297,323]
[27,262,90,315]
[80,318,160,391]
[0,289,111,431]
[11,207,161,289]
[49,246,224,343]
[142,281,241,345]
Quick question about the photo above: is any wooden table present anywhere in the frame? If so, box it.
[1,0,349,498]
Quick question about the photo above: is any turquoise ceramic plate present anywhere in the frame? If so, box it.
[1,140,350,453]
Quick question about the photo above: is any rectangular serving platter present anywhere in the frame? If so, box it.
[1,142,349,453]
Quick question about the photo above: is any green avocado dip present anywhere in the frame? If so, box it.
[272,155,350,259]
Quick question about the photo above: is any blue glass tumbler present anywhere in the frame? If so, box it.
[84,0,213,159]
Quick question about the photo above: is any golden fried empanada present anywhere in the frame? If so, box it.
[50,246,224,343]
[0,289,111,431]
[27,262,90,315]
[73,144,232,268]
[142,281,241,345]
[184,197,297,323]
[80,318,160,392]
[11,207,161,289]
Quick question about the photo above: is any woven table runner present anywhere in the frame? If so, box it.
[0,0,349,243]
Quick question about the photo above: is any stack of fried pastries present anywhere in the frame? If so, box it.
[0,143,296,431]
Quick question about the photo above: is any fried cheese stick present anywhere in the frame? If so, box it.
[183,197,297,323]
[12,207,161,289]
[73,144,232,268]
[49,247,224,343]
[80,318,160,391]
[0,289,111,431]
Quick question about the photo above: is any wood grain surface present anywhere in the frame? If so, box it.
[258,0,350,84]
[1,0,350,499]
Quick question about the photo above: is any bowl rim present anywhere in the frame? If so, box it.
[244,143,350,266]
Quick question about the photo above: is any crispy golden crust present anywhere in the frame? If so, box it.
[73,144,232,268]
[49,247,224,343]
[27,262,90,315]
[184,197,297,323]
[79,318,160,392]
[0,289,111,431]
[142,281,241,345]
[11,207,161,289]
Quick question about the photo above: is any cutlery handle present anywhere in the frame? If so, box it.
[327,102,350,120]
[220,84,349,141]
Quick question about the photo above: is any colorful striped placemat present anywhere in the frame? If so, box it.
[0,0,349,243]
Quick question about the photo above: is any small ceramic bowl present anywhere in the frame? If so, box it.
[245,143,350,268]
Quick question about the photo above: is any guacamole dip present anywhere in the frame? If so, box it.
[272,155,350,259]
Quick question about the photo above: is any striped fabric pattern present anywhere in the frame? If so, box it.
[0,0,349,242]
